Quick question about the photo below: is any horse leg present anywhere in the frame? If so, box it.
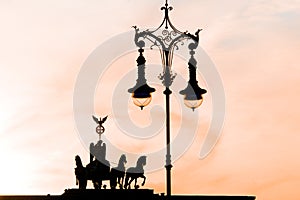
[79,178,87,189]
[124,175,129,189]
[99,179,103,189]
[120,176,124,189]
[141,175,146,186]
[82,179,87,189]
[127,177,133,189]
[110,176,116,189]
[134,178,138,189]
[115,176,119,188]
[94,178,102,190]
[135,178,137,187]
[92,180,98,189]
[117,176,121,189]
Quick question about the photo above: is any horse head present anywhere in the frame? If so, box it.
[75,155,83,168]
[119,154,127,165]
[136,155,147,167]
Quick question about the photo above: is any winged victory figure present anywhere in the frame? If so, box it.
[92,115,108,138]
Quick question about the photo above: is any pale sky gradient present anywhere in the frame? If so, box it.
[0,0,300,199]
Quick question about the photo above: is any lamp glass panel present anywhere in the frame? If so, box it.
[132,96,152,108]
[184,98,203,110]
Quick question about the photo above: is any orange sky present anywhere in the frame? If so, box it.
[0,0,300,199]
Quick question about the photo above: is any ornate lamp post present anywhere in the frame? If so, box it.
[128,0,207,197]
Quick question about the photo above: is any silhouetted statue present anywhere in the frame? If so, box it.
[90,140,107,163]
[75,154,129,190]
[124,156,147,189]
[110,154,127,189]
[74,155,87,189]
[86,139,110,189]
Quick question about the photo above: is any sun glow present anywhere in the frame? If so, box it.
[0,146,36,195]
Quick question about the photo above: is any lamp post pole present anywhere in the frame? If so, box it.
[164,86,172,196]
[162,49,174,197]
[128,1,207,197]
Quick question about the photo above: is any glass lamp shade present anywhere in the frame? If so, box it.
[131,95,152,110]
[128,83,156,110]
[179,82,207,111]
[183,97,203,111]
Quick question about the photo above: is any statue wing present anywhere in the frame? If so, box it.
[102,115,108,123]
[92,115,99,123]
[89,142,95,163]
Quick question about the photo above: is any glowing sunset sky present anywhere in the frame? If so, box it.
[0,0,300,200]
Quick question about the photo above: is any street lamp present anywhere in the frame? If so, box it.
[128,0,207,197]
[128,48,156,110]
[179,46,207,111]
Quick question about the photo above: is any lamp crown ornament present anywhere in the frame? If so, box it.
[129,0,206,111]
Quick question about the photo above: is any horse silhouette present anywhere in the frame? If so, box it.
[110,154,127,189]
[124,155,147,189]
[74,155,87,189]
[74,154,127,189]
